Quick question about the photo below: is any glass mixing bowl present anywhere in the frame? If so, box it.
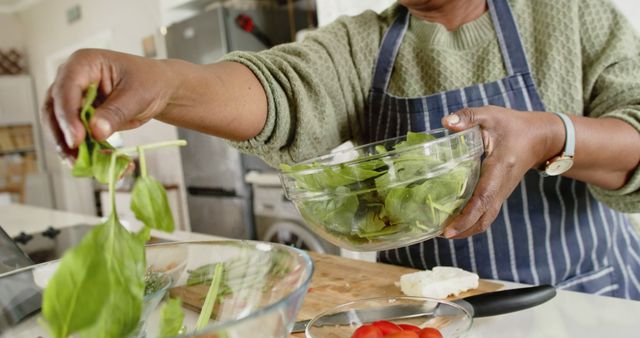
[0,240,314,338]
[280,127,483,251]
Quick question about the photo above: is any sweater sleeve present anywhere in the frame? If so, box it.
[221,11,384,167]
[579,0,640,213]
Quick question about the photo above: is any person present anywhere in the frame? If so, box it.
[43,0,640,299]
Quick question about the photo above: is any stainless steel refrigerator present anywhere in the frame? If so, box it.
[164,3,309,239]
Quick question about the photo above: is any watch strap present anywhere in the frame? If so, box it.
[553,112,575,158]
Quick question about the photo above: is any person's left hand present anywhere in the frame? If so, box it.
[440,105,564,239]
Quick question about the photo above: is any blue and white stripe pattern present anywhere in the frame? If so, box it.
[366,0,640,300]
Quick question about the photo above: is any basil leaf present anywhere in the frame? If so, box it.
[131,176,175,232]
[92,146,130,184]
[159,298,185,338]
[43,214,146,338]
[79,215,146,338]
[80,84,98,129]
[42,223,111,337]
[72,141,93,177]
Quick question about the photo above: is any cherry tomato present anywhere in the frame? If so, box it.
[418,327,443,338]
[384,331,419,338]
[372,320,402,334]
[351,324,384,338]
[397,324,421,332]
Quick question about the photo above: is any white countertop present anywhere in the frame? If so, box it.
[0,204,224,242]
[467,282,640,337]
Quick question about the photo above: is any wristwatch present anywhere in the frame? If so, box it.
[542,112,575,176]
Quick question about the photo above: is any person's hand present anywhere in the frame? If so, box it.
[42,49,179,161]
[440,106,565,239]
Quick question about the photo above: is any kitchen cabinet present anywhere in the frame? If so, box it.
[0,76,38,126]
[0,75,52,207]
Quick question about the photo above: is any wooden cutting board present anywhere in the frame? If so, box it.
[290,252,503,337]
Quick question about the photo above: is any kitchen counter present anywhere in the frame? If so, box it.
[0,204,223,242]
[294,252,640,338]
[2,204,638,337]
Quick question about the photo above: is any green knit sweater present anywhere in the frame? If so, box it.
[223,0,640,213]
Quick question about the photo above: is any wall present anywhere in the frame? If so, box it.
[612,0,640,32]
[316,0,394,27]
[0,13,24,50]
[316,0,640,30]
[17,0,188,220]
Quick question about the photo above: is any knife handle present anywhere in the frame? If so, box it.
[464,285,556,318]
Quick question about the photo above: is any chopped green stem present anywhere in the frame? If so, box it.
[137,146,147,178]
[118,140,187,155]
[108,152,119,219]
[196,263,224,330]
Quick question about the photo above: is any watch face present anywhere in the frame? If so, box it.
[545,158,574,176]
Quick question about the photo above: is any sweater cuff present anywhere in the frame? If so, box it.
[588,109,640,213]
[220,52,280,161]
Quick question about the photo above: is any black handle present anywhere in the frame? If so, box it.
[187,186,237,197]
[463,285,556,318]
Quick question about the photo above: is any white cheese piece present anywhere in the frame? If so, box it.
[399,266,479,299]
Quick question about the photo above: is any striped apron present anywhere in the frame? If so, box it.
[371,0,640,300]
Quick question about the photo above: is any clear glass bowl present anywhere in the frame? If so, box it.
[280,127,483,251]
[305,297,473,338]
[0,240,314,338]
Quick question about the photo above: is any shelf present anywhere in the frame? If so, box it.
[0,147,35,156]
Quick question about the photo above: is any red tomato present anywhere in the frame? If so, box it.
[383,332,419,338]
[397,324,421,332]
[351,324,384,338]
[418,327,443,338]
[372,320,402,334]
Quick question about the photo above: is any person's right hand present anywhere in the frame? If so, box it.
[42,49,179,160]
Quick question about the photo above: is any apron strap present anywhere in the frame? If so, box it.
[370,6,410,93]
[488,0,532,75]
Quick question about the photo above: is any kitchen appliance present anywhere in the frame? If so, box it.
[0,226,39,331]
[0,226,32,274]
[164,3,310,239]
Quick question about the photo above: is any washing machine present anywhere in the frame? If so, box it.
[246,171,340,255]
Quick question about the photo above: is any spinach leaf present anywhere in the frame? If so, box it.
[281,163,382,191]
[300,187,358,234]
[159,298,185,338]
[131,176,175,232]
[355,208,386,234]
[393,131,436,149]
